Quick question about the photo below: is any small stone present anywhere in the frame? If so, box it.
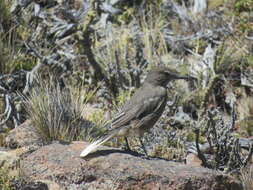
[186,153,202,167]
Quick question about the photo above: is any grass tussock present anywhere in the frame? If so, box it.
[23,78,101,143]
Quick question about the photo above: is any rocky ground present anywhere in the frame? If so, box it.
[0,122,242,190]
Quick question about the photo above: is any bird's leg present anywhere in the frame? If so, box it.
[123,137,131,151]
[139,137,148,157]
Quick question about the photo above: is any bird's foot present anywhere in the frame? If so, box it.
[122,137,132,152]
[140,153,150,160]
[139,137,149,157]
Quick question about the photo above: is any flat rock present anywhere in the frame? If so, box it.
[21,142,242,190]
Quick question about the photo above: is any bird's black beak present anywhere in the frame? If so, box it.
[174,74,196,80]
[173,73,189,80]
[169,72,196,81]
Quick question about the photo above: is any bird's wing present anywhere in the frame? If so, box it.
[109,103,146,128]
[109,86,167,129]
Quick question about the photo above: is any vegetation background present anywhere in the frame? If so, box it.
[0,0,253,189]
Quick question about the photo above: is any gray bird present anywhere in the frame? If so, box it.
[80,66,191,158]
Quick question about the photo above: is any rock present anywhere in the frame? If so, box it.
[21,141,242,190]
[5,120,43,149]
[0,151,20,176]
[186,153,202,167]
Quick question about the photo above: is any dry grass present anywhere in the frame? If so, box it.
[23,77,101,143]
[92,3,168,89]
[140,4,168,64]
[0,167,15,190]
[241,164,253,190]
[237,97,253,136]
[0,0,16,74]
[0,0,36,74]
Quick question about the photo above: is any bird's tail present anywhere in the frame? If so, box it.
[80,132,115,158]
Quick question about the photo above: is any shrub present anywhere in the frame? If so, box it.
[234,0,253,13]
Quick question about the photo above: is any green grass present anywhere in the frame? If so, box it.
[234,0,253,13]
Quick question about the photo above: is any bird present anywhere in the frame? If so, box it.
[80,65,192,158]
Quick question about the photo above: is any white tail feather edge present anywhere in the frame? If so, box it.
[80,133,114,158]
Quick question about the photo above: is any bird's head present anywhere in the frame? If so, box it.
[145,66,192,87]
